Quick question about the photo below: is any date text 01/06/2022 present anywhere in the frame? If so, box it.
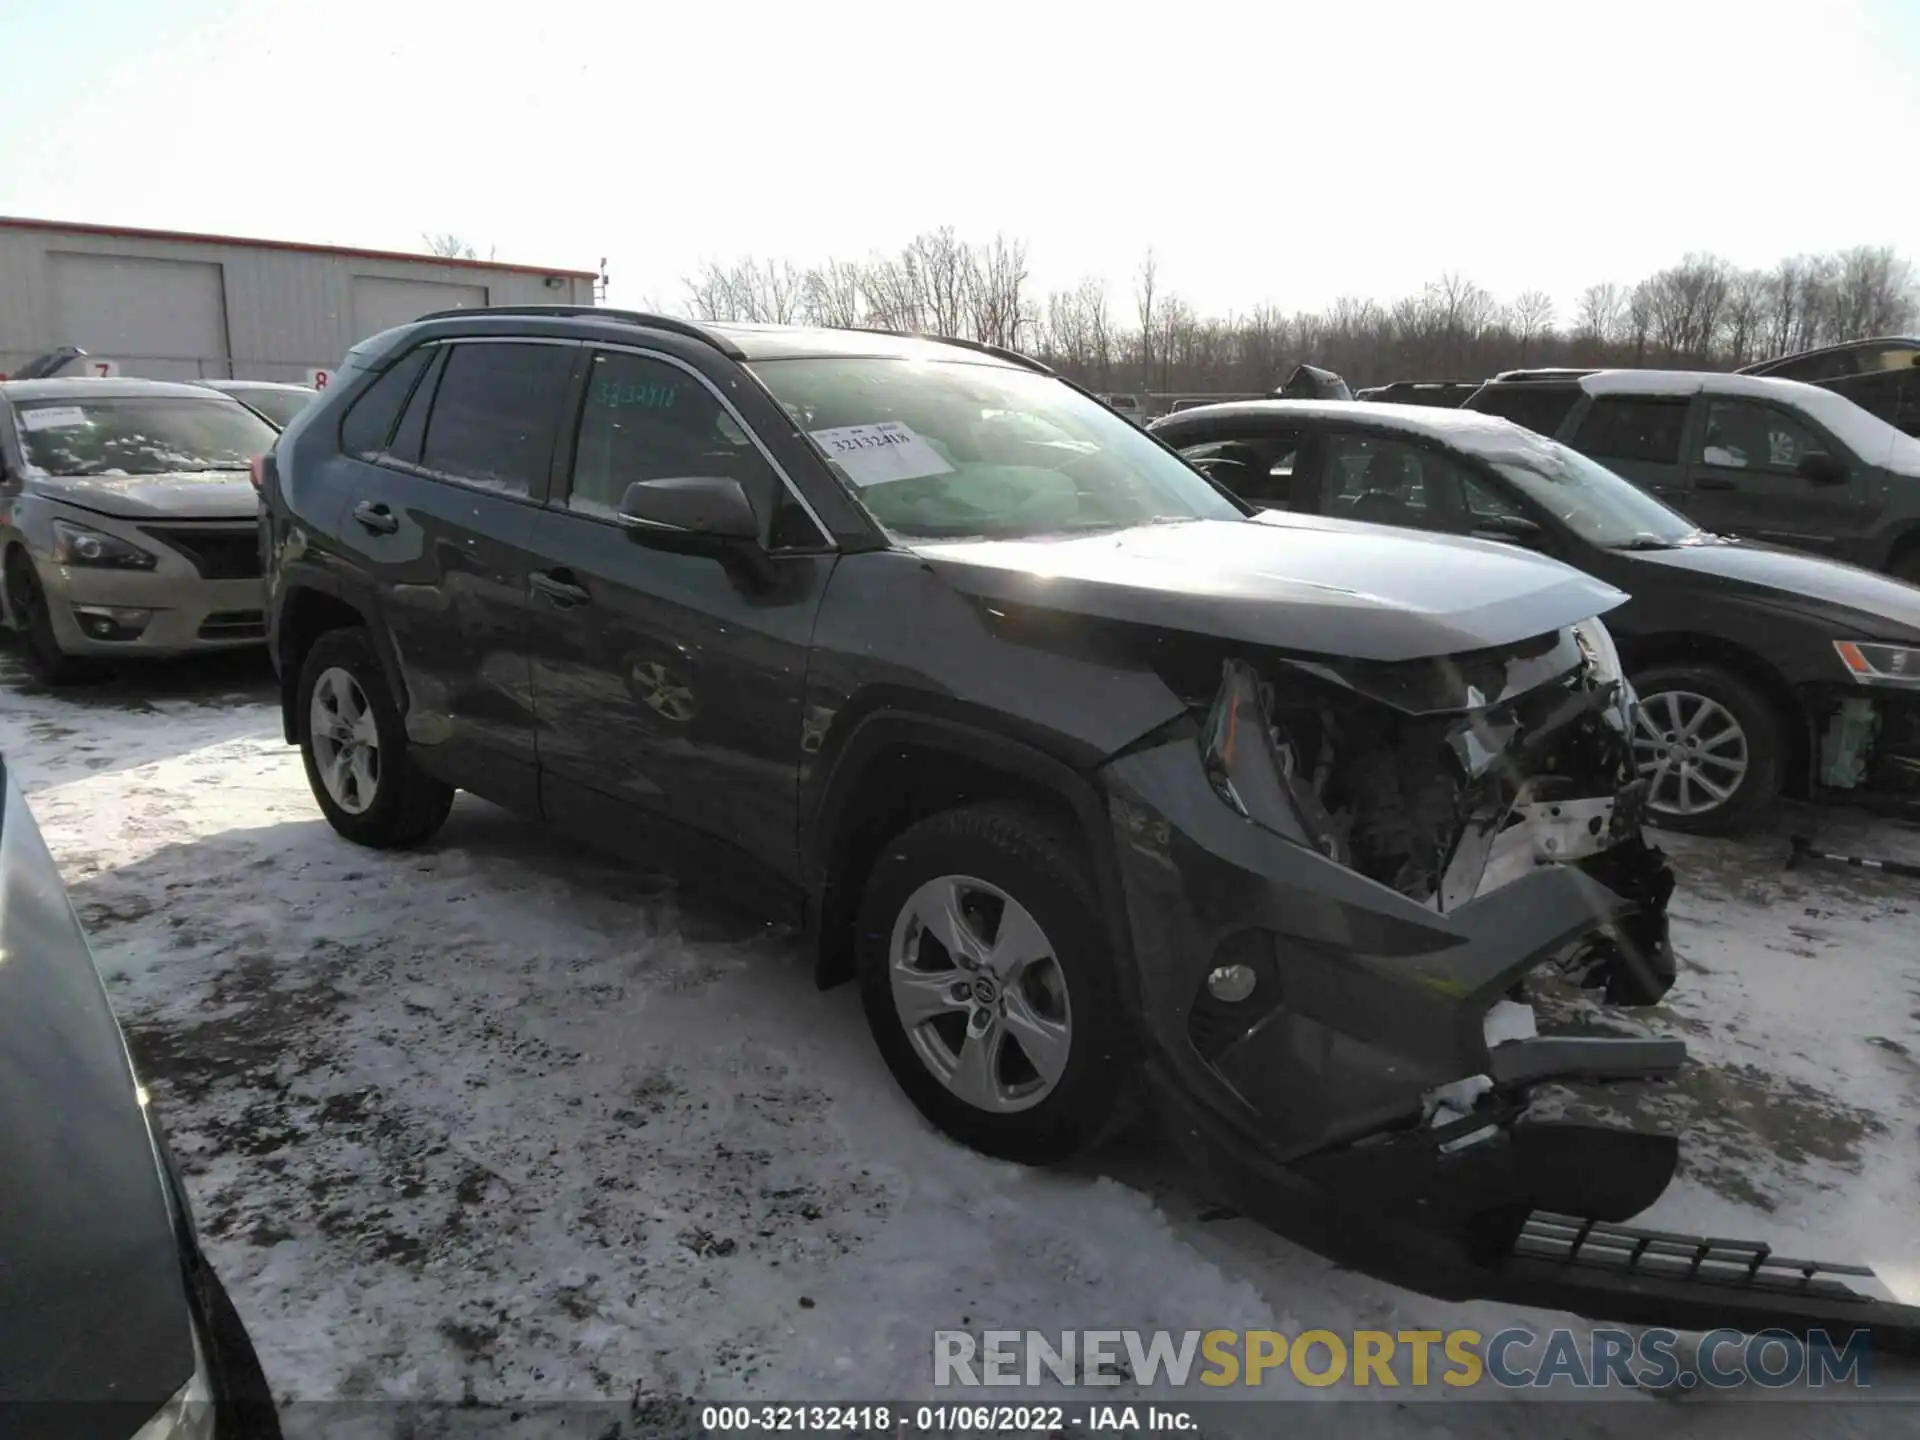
[698,1403,1199,1433]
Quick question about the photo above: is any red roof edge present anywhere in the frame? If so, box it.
[0,215,600,280]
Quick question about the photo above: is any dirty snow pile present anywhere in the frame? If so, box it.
[2,649,1918,1439]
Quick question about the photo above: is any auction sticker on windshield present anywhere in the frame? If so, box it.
[19,406,88,432]
[810,422,952,487]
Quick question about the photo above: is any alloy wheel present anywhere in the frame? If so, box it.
[1632,688,1750,819]
[309,666,382,815]
[888,874,1072,1114]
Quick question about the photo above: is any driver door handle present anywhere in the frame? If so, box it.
[1694,477,1737,491]
[530,569,592,607]
[352,500,399,534]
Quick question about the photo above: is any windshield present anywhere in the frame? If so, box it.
[748,357,1244,539]
[228,387,315,429]
[1462,429,1701,549]
[13,397,278,476]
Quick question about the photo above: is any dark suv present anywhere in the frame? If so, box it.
[259,307,1920,1343]
[1739,336,1920,438]
[1465,367,1920,580]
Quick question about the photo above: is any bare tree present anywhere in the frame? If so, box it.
[676,232,1915,395]
[1134,249,1159,393]
[1575,282,1625,346]
[423,233,479,260]
[1510,290,1555,362]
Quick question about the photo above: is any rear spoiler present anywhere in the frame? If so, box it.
[7,346,88,380]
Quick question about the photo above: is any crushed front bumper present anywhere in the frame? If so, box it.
[1100,649,1920,1352]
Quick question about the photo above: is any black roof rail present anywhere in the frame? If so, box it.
[1487,367,1597,383]
[409,305,744,358]
[851,327,1055,375]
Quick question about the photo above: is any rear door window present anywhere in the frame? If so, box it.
[419,341,575,498]
[1694,399,1825,474]
[1318,433,1472,531]
[1572,396,1689,464]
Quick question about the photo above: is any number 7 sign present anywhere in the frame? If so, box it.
[85,359,120,378]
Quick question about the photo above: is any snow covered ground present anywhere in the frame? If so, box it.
[3,644,1918,1437]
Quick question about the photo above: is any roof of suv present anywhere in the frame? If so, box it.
[1476,367,1914,460]
[1156,397,1534,443]
[0,376,247,402]
[403,305,1051,371]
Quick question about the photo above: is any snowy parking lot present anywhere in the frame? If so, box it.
[4,643,1919,1437]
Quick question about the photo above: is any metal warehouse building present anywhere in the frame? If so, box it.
[0,216,600,385]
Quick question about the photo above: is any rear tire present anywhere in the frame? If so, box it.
[853,802,1135,1165]
[1629,662,1784,835]
[295,628,453,848]
[5,551,97,686]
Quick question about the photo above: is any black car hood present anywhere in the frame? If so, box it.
[910,515,1625,662]
[1623,538,1920,642]
[0,763,195,1409]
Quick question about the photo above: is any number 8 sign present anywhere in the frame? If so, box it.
[307,368,333,390]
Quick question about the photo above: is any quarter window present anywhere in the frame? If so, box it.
[1571,396,1689,464]
[1469,385,1580,437]
[339,347,433,458]
[419,342,574,497]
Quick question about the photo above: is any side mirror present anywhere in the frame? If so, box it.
[618,476,759,547]
[1471,512,1544,546]
[1795,451,1848,486]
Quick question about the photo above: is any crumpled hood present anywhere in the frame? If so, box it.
[1626,538,1920,642]
[30,470,258,521]
[910,514,1625,662]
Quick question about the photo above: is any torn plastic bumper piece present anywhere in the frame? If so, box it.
[1153,1063,1920,1354]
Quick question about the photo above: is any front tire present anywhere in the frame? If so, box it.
[5,551,96,685]
[1629,662,1784,835]
[296,628,453,848]
[853,803,1134,1165]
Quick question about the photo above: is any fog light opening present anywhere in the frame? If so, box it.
[1206,963,1259,1003]
[69,604,153,642]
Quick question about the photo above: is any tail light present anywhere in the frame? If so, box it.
[248,455,265,492]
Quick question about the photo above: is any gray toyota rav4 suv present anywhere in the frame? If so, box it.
[260,306,1920,1348]
[0,377,277,682]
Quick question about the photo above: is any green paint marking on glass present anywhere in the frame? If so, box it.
[592,379,678,410]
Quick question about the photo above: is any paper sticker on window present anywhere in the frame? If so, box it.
[19,406,88,432]
[809,423,952,487]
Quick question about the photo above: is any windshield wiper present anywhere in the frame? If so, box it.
[1611,535,1683,551]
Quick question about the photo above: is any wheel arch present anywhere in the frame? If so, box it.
[1617,630,1811,796]
[803,710,1134,994]
[273,575,406,745]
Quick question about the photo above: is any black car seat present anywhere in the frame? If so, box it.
[1348,450,1418,525]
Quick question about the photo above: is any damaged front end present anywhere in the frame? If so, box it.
[1103,617,1920,1350]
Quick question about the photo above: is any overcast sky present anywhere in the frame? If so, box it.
[3,0,1915,321]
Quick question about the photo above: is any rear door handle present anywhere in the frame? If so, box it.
[352,500,399,534]
[1695,476,1737,491]
[530,570,592,607]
